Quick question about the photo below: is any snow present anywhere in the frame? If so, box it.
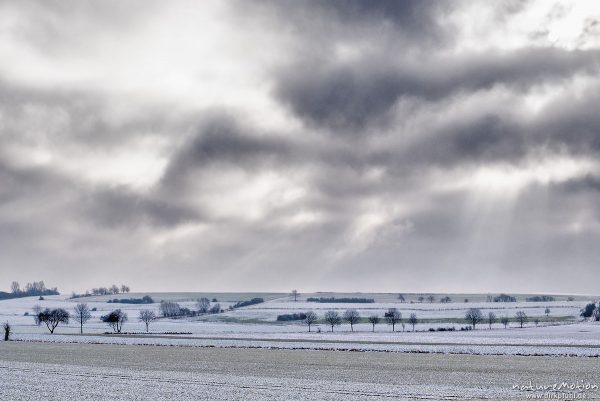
[2,294,598,358]
[0,359,520,400]
[10,330,600,357]
[239,299,585,321]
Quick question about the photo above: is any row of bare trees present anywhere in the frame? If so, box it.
[29,297,226,335]
[88,285,130,296]
[30,303,158,334]
[302,308,420,332]
[158,298,221,318]
[69,285,131,299]
[301,307,538,332]
[6,281,59,298]
[465,308,530,329]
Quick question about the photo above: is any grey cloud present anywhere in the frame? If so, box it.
[81,187,201,229]
[0,159,81,207]
[0,158,199,234]
[250,0,456,46]
[393,113,528,168]
[534,88,600,154]
[1,0,162,57]
[159,114,296,193]
[554,174,600,194]
[371,81,600,171]
[275,48,600,131]
[0,80,194,151]
[170,117,291,167]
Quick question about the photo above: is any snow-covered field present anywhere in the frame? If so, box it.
[2,361,417,401]
[2,293,600,400]
[1,294,589,325]
[1,293,599,357]
[11,329,600,357]
[238,301,583,321]
[2,342,599,400]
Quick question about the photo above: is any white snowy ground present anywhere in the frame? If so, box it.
[11,324,600,357]
[0,294,588,328]
[2,294,600,357]
[0,360,521,400]
[3,294,599,401]
[239,299,584,321]
[7,343,596,401]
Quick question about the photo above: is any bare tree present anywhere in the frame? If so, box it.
[397,294,406,302]
[10,281,20,294]
[515,311,528,328]
[545,307,550,317]
[209,303,221,314]
[368,315,380,332]
[324,310,341,332]
[304,311,318,332]
[196,298,211,314]
[418,296,424,303]
[102,309,128,333]
[487,312,497,329]
[72,303,92,334]
[385,308,401,332]
[593,306,600,322]
[24,281,46,294]
[408,313,418,331]
[120,285,130,294]
[344,309,360,332]
[38,308,70,334]
[465,308,483,329]
[291,290,299,302]
[109,284,120,295]
[427,295,435,303]
[160,301,181,317]
[500,316,509,328]
[139,310,156,332]
[3,322,10,341]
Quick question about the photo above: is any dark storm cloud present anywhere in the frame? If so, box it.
[368,113,527,169]
[426,115,526,163]
[364,77,600,171]
[159,113,384,196]
[0,158,199,230]
[0,160,64,204]
[251,0,455,46]
[274,48,600,131]
[165,116,291,171]
[534,88,600,154]
[555,174,600,193]
[159,114,297,195]
[81,187,201,229]
[308,0,448,31]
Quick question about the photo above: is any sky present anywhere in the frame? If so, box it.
[0,1,599,294]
